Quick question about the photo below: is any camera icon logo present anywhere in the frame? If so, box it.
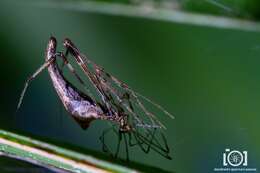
[223,149,248,167]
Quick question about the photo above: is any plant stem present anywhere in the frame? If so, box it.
[0,129,139,173]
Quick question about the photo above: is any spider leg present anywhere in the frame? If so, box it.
[56,52,94,98]
[133,128,172,159]
[123,133,129,161]
[99,126,115,157]
[115,130,122,159]
[17,57,55,110]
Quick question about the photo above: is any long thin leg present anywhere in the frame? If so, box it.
[92,70,162,148]
[128,132,143,147]
[17,58,55,110]
[132,129,153,154]
[109,73,175,120]
[123,133,129,161]
[56,52,94,98]
[88,60,162,129]
[126,122,171,159]
[58,52,119,118]
[135,128,156,154]
[99,123,121,158]
[57,52,85,85]
[160,132,170,153]
[133,129,172,159]
[136,128,167,153]
[99,126,113,155]
[63,47,106,98]
[115,131,122,159]
[63,47,117,116]
[89,63,166,127]
[96,66,174,128]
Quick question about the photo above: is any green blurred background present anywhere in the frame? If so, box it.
[0,0,260,173]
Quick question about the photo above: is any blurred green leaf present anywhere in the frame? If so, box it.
[0,129,140,173]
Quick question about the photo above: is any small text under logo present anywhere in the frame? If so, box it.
[214,148,257,172]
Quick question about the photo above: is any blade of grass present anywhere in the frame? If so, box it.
[33,0,260,32]
[0,129,139,173]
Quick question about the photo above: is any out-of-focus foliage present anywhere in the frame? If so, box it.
[181,0,260,20]
[181,0,248,17]
[245,0,260,19]
[85,0,260,21]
